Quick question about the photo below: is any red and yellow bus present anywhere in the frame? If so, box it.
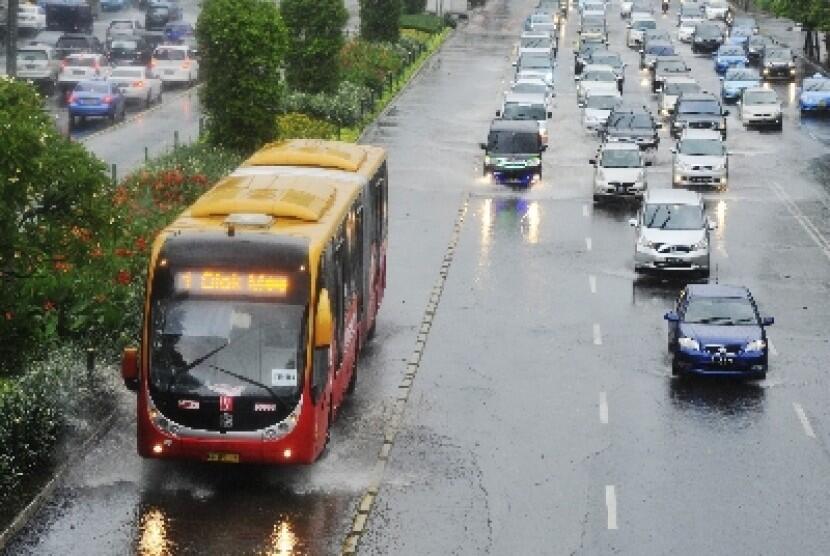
[121,140,388,464]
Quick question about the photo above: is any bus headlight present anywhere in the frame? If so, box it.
[262,396,303,441]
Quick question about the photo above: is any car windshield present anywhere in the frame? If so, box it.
[683,297,758,325]
[766,49,791,62]
[665,82,700,95]
[520,53,551,69]
[707,0,727,7]
[634,20,657,30]
[658,61,688,72]
[601,149,641,168]
[583,70,616,82]
[678,139,724,156]
[585,95,621,109]
[19,50,47,61]
[590,55,621,67]
[57,37,91,48]
[743,90,777,104]
[149,6,169,14]
[681,5,702,15]
[110,22,132,31]
[678,99,720,114]
[609,112,653,129]
[66,57,97,67]
[725,69,758,81]
[111,68,143,78]
[719,46,743,56]
[488,130,540,154]
[111,40,137,50]
[521,36,551,49]
[643,203,704,230]
[154,48,185,60]
[803,80,830,92]
[502,102,546,120]
[75,81,109,93]
[696,26,720,38]
[647,45,675,56]
[149,299,304,397]
[511,82,547,95]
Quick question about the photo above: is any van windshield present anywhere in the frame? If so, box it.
[487,130,540,154]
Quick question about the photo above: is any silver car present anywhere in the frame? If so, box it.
[659,77,701,117]
[630,189,714,276]
[497,91,552,145]
[591,141,650,202]
[671,129,729,188]
[581,89,622,130]
[515,50,554,88]
[739,87,783,129]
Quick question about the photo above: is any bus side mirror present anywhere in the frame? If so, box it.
[122,347,139,391]
[315,289,333,348]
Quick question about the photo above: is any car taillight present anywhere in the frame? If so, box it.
[103,95,112,104]
[181,61,191,69]
[68,94,77,103]
[132,80,144,87]
[150,59,156,67]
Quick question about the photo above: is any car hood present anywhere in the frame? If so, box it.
[584,107,612,120]
[678,323,761,346]
[716,55,747,63]
[743,102,781,113]
[723,80,760,89]
[599,167,643,181]
[676,154,725,167]
[675,113,721,122]
[607,127,654,139]
[580,81,617,93]
[641,227,705,245]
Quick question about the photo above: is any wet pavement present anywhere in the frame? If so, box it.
[6,0,830,555]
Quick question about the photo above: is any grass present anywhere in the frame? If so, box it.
[400,13,446,34]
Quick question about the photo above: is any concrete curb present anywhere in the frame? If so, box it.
[0,407,119,551]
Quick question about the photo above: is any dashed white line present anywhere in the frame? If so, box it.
[586,237,593,251]
[588,274,597,294]
[599,392,608,424]
[583,203,589,217]
[606,485,618,530]
[593,323,602,346]
[793,403,816,439]
[769,341,778,357]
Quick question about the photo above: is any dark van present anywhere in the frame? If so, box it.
[55,32,102,59]
[44,0,93,33]
[107,35,152,66]
[480,119,547,186]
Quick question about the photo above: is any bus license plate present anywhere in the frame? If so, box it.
[207,452,239,463]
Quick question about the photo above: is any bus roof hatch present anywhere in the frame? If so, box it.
[244,139,367,172]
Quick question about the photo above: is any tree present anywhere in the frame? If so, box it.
[402,0,426,14]
[359,0,402,42]
[281,0,348,93]
[197,0,287,153]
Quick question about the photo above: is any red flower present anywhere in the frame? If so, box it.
[116,270,132,285]
[115,247,132,258]
[43,300,56,312]
[4,311,13,321]
[134,237,148,252]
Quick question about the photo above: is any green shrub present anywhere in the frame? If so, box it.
[360,0,402,42]
[402,0,426,13]
[282,81,374,127]
[400,13,445,33]
[340,39,406,93]
[197,0,287,153]
[281,0,348,93]
[277,113,339,139]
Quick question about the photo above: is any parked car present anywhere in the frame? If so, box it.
[108,65,162,107]
[591,141,650,203]
[738,87,782,129]
[16,44,60,93]
[671,128,729,189]
[665,284,773,379]
[480,119,547,186]
[713,44,749,74]
[57,52,110,97]
[720,67,760,103]
[798,73,830,114]
[630,188,714,277]
[67,79,126,129]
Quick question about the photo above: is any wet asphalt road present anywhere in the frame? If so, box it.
[6,0,830,554]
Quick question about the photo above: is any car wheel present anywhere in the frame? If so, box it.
[157,89,163,104]
[145,92,151,109]
[671,356,682,376]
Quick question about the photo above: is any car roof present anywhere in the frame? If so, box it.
[664,75,698,84]
[678,92,718,101]
[582,64,616,73]
[601,141,639,151]
[679,128,722,140]
[644,188,702,205]
[504,91,546,104]
[489,119,540,132]
[724,67,759,78]
[686,284,750,299]
[521,31,552,39]
[742,86,776,95]
[586,88,621,98]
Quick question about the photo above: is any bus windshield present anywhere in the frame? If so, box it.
[150,299,305,398]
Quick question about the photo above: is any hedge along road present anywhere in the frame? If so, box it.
[0,0,508,552]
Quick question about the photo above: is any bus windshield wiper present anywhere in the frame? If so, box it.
[207,364,290,413]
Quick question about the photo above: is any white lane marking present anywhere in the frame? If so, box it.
[599,392,608,424]
[583,203,589,217]
[586,237,593,251]
[588,274,597,294]
[793,403,817,439]
[593,323,602,346]
[606,485,618,530]
[771,182,830,261]
[769,341,778,357]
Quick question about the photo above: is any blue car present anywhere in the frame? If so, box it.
[100,0,126,10]
[68,79,126,130]
[714,45,748,74]
[720,67,760,103]
[664,284,774,379]
[726,27,751,46]
[799,73,830,114]
[163,21,194,43]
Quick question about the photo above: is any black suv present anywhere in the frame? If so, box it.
[691,22,724,54]
[107,34,153,66]
[44,0,92,33]
[601,105,661,150]
[55,33,103,59]
[670,93,729,139]
[480,119,547,186]
[761,46,796,81]
[747,35,774,66]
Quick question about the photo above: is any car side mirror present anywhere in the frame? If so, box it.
[761,316,774,326]
[628,218,638,227]
[547,111,552,118]
[664,311,680,322]
[708,219,717,230]
[495,110,501,117]
[121,346,139,391]
[315,289,333,348]
[723,109,730,116]
[645,160,653,166]
[480,142,487,150]
[589,158,596,165]
[541,144,548,152]
[655,122,663,129]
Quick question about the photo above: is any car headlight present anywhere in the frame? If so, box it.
[712,160,726,171]
[638,236,656,249]
[691,236,708,250]
[484,155,491,165]
[763,68,770,75]
[678,337,700,351]
[528,157,541,166]
[676,160,693,172]
[744,339,766,352]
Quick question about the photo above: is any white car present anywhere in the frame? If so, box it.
[672,129,729,188]
[677,15,702,42]
[620,0,634,18]
[738,87,783,129]
[627,14,657,48]
[57,53,111,97]
[704,0,729,20]
[582,89,622,130]
[659,76,701,116]
[108,66,163,107]
[509,76,552,105]
[16,45,59,92]
[576,64,618,105]
[591,141,649,202]
[17,3,46,31]
[515,49,554,88]
[518,31,556,59]
[151,45,199,87]
[497,91,552,144]
[630,188,714,277]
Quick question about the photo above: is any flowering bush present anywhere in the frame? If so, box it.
[278,113,340,139]
[281,81,374,127]
[339,39,407,93]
